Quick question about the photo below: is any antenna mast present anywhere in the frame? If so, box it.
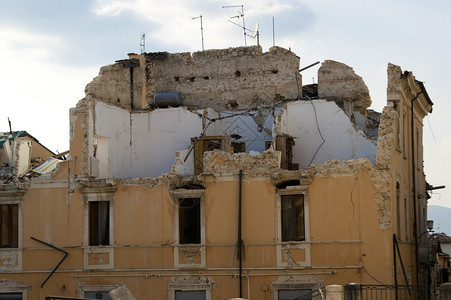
[140,33,146,54]
[223,4,246,46]
[192,15,205,51]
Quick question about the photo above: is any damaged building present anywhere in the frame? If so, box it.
[0,45,438,299]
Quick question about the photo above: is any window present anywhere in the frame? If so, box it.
[79,285,117,299]
[85,291,113,300]
[0,293,22,300]
[0,204,18,248]
[175,290,206,300]
[278,289,312,300]
[179,198,201,244]
[281,194,305,242]
[172,188,205,268]
[89,201,110,246]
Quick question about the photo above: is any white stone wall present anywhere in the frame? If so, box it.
[277,100,377,169]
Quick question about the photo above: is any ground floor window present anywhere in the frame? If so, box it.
[0,293,23,300]
[175,290,206,300]
[79,285,117,300]
[278,289,312,300]
[84,291,113,300]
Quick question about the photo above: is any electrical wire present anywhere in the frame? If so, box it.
[306,96,326,167]
[426,115,436,143]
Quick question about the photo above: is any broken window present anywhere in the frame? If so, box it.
[175,290,206,300]
[281,194,305,242]
[0,204,18,248]
[89,201,110,246]
[179,198,201,244]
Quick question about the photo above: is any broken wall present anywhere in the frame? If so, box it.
[276,100,377,169]
[318,60,372,116]
[85,46,301,113]
[141,46,301,111]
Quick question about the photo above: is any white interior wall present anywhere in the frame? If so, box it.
[131,108,203,178]
[95,136,109,178]
[14,140,31,176]
[280,100,376,169]
[213,113,273,152]
[94,102,132,178]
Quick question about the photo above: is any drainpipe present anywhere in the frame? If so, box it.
[237,169,243,298]
[411,91,422,287]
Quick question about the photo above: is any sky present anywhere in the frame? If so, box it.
[0,0,450,211]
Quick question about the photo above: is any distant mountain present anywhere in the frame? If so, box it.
[428,205,451,235]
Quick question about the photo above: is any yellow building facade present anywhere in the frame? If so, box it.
[0,46,435,299]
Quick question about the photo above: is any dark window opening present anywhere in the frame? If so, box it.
[0,293,23,300]
[231,141,245,153]
[85,291,113,300]
[189,77,195,82]
[174,76,180,82]
[175,290,206,300]
[89,201,110,246]
[281,194,305,242]
[179,198,201,244]
[272,69,279,74]
[203,76,210,80]
[235,70,241,77]
[278,289,312,300]
[0,204,18,248]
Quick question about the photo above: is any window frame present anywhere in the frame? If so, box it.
[281,194,306,242]
[78,284,118,299]
[83,187,115,270]
[172,189,205,268]
[0,279,28,300]
[275,186,310,267]
[0,190,24,272]
[271,276,321,300]
[88,200,111,246]
[0,203,19,248]
[168,278,213,300]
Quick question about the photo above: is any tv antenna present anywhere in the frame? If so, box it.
[251,22,259,46]
[226,20,259,46]
[140,33,146,54]
[192,15,204,51]
[222,4,246,46]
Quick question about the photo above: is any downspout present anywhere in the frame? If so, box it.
[130,66,134,111]
[237,169,243,298]
[411,91,422,287]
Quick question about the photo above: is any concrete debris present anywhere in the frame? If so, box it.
[202,150,280,178]
[318,60,372,115]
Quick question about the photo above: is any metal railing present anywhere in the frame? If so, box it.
[360,285,446,300]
